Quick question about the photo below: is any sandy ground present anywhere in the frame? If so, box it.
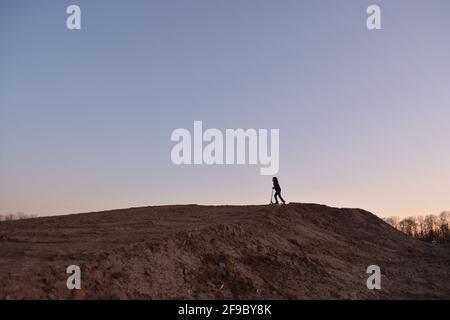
[0,203,449,299]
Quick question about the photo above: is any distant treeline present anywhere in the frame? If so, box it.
[383,212,450,244]
[0,212,37,221]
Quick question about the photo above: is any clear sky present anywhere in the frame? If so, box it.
[1,0,449,218]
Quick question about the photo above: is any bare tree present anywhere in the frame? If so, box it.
[416,215,425,239]
[399,218,415,237]
[439,211,449,243]
[384,216,400,229]
[424,215,438,241]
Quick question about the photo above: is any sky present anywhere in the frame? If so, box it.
[1,0,449,218]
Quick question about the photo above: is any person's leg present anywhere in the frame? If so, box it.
[274,190,280,204]
[279,191,286,204]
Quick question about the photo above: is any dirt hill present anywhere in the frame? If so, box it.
[0,203,449,299]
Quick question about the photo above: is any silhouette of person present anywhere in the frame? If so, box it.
[272,177,286,204]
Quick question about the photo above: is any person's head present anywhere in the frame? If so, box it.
[272,177,278,182]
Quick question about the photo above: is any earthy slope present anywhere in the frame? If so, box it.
[0,203,449,299]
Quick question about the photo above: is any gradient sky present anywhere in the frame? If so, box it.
[1,0,449,218]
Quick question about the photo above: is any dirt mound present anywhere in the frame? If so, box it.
[0,203,449,299]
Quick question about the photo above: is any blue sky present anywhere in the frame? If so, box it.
[1,0,449,217]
